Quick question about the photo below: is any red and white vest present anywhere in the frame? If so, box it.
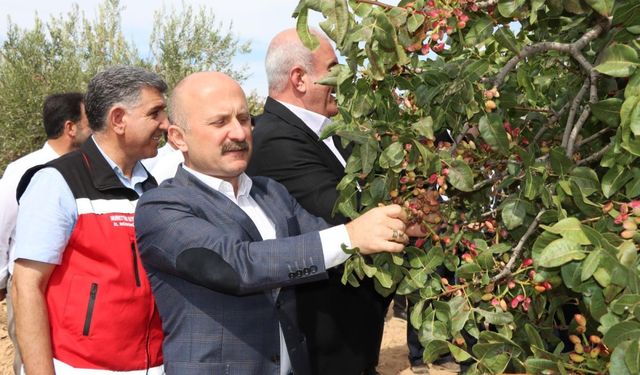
[19,139,164,370]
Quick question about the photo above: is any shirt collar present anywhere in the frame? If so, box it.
[91,135,149,187]
[277,100,332,137]
[182,166,253,200]
[42,141,62,157]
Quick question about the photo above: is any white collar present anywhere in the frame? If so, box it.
[277,100,332,138]
[182,166,253,199]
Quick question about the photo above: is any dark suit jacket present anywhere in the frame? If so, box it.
[135,167,331,375]
[247,98,391,375]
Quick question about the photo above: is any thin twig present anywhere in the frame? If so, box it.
[577,127,612,147]
[576,144,611,166]
[450,122,470,156]
[567,71,600,156]
[490,210,546,283]
[355,0,393,9]
[533,102,570,144]
[562,78,589,148]
[511,106,554,113]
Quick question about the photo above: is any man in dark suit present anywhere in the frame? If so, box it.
[246,29,391,375]
[135,72,412,375]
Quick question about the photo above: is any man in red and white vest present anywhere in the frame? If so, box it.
[11,66,168,374]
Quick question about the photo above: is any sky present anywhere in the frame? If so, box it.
[0,0,325,97]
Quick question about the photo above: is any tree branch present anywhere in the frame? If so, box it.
[450,122,470,156]
[490,210,546,283]
[577,127,612,147]
[355,0,393,9]
[562,78,589,148]
[576,144,611,166]
[493,22,607,89]
[476,0,498,7]
[567,71,600,156]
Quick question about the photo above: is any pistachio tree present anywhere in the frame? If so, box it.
[295,0,640,373]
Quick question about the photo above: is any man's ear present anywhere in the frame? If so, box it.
[108,106,127,135]
[168,125,188,153]
[64,120,76,138]
[290,66,307,94]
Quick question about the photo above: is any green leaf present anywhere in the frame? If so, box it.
[525,323,546,351]
[407,13,425,33]
[479,114,510,155]
[611,294,640,315]
[410,299,425,330]
[581,249,602,281]
[569,167,600,196]
[538,238,586,268]
[422,340,451,363]
[549,147,573,176]
[464,16,494,46]
[447,343,472,362]
[570,181,603,217]
[373,266,393,288]
[625,340,640,374]
[618,240,637,267]
[540,217,591,245]
[626,168,640,197]
[585,0,615,16]
[591,98,623,126]
[379,141,404,169]
[447,160,474,192]
[501,198,527,230]
[610,342,633,375]
[497,0,526,17]
[613,0,640,28]
[474,308,514,325]
[412,116,435,140]
[602,165,634,198]
[626,72,640,98]
[594,44,640,78]
[621,96,639,127]
[604,321,640,348]
[494,26,519,54]
[629,98,640,136]
[526,359,560,373]
[295,5,320,51]
[523,169,543,200]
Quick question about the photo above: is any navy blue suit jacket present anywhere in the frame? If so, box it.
[135,167,331,375]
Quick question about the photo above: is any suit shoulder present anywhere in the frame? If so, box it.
[251,176,291,196]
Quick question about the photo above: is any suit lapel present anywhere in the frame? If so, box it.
[263,97,345,175]
[249,179,288,238]
[174,167,263,241]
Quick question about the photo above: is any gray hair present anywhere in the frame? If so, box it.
[85,66,168,131]
[265,34,317,94]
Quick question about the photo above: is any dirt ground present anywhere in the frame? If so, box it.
[0,301,455,375]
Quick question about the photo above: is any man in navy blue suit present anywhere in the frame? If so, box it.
[134,72,413,375]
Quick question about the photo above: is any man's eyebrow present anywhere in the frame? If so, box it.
[146,103,166,115]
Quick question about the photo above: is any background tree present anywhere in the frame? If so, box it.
[0,0,255,171]
[295,0,640,373]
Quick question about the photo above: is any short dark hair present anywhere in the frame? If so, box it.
[84,66,168,132]
[42,92,84,139]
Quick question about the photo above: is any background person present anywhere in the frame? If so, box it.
[247,28,389,374]
[0,92,89,374]
[11,66,168,374]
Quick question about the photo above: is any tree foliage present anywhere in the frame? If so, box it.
[0,0,254,171]
[296,0,640,373]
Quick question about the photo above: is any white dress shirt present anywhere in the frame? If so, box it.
[182,166,351,375]
[0,142,60,289]
[278,100,347,167]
